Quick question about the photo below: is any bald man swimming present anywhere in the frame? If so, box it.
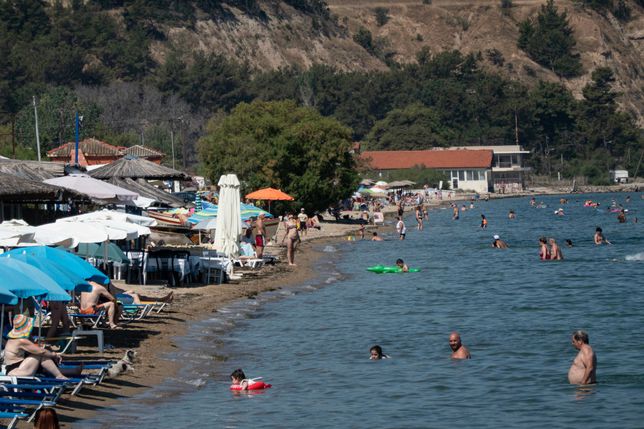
[449,332,471,359]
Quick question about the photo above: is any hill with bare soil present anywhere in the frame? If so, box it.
[157,0,642,123]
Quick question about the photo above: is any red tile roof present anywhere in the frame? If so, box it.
[47,138,122,158]
[360,149,493,170]
[122,145,165,158]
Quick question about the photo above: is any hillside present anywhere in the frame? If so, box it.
[155,0,643,123]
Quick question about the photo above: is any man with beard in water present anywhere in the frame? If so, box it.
[568,330,596,385]
[449,332,471,359]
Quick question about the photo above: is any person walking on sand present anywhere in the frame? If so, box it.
[281,214,299,266]
[255,213,266,259]
[396,216,407,240]
[568,330,596,385]
[449,332,471,359]
[297,208,309,237]
[550,238,564,260]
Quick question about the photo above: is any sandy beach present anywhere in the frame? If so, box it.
[23,221,366,428]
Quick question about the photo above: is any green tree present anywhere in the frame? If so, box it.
[374,7,389,26]
[517,0,582,77]
[577,67,641,174]
[15,87,101,156]
[366,103,455,150]
[198,100,358,211]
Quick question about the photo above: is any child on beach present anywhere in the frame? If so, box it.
[230,368,248,390]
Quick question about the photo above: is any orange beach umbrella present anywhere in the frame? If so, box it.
[245,187,294,201]
[245,187,294,214]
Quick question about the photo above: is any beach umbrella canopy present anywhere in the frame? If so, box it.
[0,252,92,293]
[4,246,109,286]
[188,203,270,225]
[0,284,18,305]
[43,174,139,202]
[214,174,241,258]
[34,222,110,244]
[0,219,36,247]
[58,209,157,227]
[194,217,248,231]
[245,187,294,201]
[0,257,71,301]
[76,242,129,263]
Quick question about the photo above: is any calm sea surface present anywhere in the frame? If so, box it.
[83,192,644,429]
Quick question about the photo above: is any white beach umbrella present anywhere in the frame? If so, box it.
[34,222,110,244]
[56,218,149,239]
[0,220,36,246]
[59,209,157,227]
[44,174,139,202]
[214,174,241,258]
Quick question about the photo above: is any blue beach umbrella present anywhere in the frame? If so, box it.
[4,246,109,286]
[0,252,92,293]
[0,284,18,306]
[0,258,70,301]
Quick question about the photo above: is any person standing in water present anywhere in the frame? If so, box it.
[449,332,471,359]
[480,214,488,229]
[568,330,596,385]
[539,237,551,260]
[492,235,509,249]
[396,216,407,240]
[415,205,424,231]
[549,238,564,260]
[452,205,459,220]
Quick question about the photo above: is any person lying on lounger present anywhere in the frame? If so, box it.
[3,315,81,379]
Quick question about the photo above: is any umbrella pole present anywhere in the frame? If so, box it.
[103,239,109,274]
[0,304,4,354]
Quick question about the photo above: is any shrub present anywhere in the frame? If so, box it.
[374,7,389,26]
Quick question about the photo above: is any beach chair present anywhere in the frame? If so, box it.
[68,307,107,329]
[0,410,29,429]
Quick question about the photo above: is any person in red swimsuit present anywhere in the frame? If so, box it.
[539,237,551,260]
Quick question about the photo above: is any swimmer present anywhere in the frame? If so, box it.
[594,227,611,245]
[371,232,384,241]
[508,210,516,220]
[230,368,248,390]
[480,214,488,229]
[565,239,574,248]
[492,235,509,249]
[369,345,389,360]
[395,259,409,273]
[452,205,459,220]
[530,196,536,206]
[449,332,471,359]
[617,209,626,223]
[568,330,596,385]
[539,237,551,260]
[549,238,563,260]
[555,208,564,216]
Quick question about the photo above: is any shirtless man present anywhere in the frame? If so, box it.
[371,232,384,241]
[255,214,266,259]
[449,332,471,359]
[568,330,596,385]
[549,238,564,260]
[492,235,509,249]
[594,227,611,245]
[80,281,120,329]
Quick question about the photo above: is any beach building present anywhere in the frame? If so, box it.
[448,145,530,193]
[47,139,165,167]
[360,149,493,193]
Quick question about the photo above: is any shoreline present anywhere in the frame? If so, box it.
[19,186,641,427]
[45,225,361,429]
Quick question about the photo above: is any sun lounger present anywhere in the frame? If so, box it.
[0,410,29,429]
[68,307,107,329]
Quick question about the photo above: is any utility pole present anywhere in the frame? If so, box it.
[170,129,175,170]
[74,112,80,166]
[33,96,41,161]
[514,110,519,145]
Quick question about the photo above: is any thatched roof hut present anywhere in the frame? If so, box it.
[107,177,191,208]
[0,171,86,202]
[89,156,189,180]
[0,160,66,181]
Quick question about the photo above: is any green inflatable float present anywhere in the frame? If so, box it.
[367,265,421,274]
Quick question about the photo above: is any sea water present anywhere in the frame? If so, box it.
[82,193,644,429]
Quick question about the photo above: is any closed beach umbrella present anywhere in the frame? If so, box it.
[0,252,92,293]
[0,257,70,301]
[214,174,241,259]
[4,246,110,286]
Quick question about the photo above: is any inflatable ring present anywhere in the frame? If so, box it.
[230,379,272,391]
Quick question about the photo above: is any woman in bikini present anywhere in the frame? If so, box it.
[3,315,78,379]
[281,214,299,266]
[539,237,551,260]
